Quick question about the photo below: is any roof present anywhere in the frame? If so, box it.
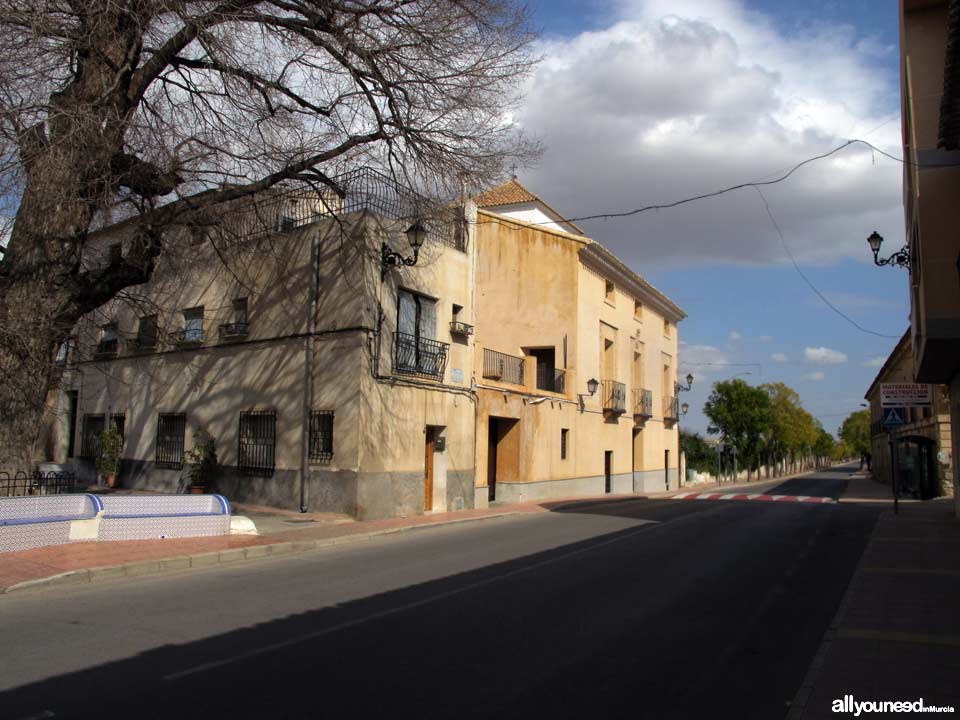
[864,329,912,400]
[474,179,585,235]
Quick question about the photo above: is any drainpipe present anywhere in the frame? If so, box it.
[300,228,320,513]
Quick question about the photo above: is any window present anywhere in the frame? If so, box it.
[561,429,569,460]
[183,307,204,342]
[110,413,126,439]
[663,319,671,338]
[309,411,334,463]
[80,414,105,459]
[395,289,448,380]
[137,315,158,349]
[233,297,248,325]
[634,300,643,321]
[239,410,276,476]
[156,413,186,469]
[604,280,615,304]
[55,338,69,365]
[97,323,118,355]
[108,243,122,266]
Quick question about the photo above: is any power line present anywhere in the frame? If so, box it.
[753,185,900,339]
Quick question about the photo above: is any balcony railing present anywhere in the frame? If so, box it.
[449,321,474,336]
[126,336,157,353]
[602,380,627,414]
[633,388,653,417]
[664,395,679,420]
[536,367,566,394]
[172,329,204,347]
[483,348,525,385]
[393,331,449,381]
[219,322,249,339]
[93,338,118,358]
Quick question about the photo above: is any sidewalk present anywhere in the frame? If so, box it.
[790,496,960,718]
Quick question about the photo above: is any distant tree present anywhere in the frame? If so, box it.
[704,379,771,480]
[813,428,836,468]
[680,430,715,474]
[839,410,872,459]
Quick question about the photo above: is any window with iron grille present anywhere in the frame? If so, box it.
[309,411,334,463]
[561,428,569,460]
[239,411,276,476]
[156,413,186,469]
[110,413,126,439]
[81,414,105,459]
[137,315,158,349]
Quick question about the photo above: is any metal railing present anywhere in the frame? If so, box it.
[309,410,334,463]
[219,322,249,339]
[172,329,204,346]
[664,395,679,420]
[393,332,449,381]
[0,471,79,497]
[156,412,186,469]
[633,388,653,417]
[602,380,627,413]
[126,336,157,352]
[93,338,118,358]
[536,367,566,394]
[239,410,276,477]
[483,348,525,385]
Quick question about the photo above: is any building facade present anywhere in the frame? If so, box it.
[899,0,960,514]
[42,174,684,518]
[865,331,954,500]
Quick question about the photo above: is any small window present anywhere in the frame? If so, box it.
[101,323,118,342]
[55,338,69,365]
[233,297,248,325]
[309,411,334,463]
[156,413,186,469]
[110,413,126,439]
[137,315,158,349]
[663,319,671,337]
[183,307,204,342]
[634,300,643,321]
[239,410,276,476]
[561,429,569,460]
[81,414,105,459]
[604,280,615,304]
[108,243,122,266]
[452,303,463,321]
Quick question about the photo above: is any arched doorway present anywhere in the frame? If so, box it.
[895,435,939,500]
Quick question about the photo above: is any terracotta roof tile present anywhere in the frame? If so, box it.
[473,179,539,207]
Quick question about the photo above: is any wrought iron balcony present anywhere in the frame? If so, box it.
[393,331,449,381]
[536,367,566,394]
[172,329,204,347]
[219,322,249,339]
[93,338,118,358]
[483,348,525,385]
[602,380,627,414]
[126,336,157,353]
[664,395,679,421]
[633,388,653,417]
[449,321,474,336]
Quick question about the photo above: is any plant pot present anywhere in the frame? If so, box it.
[189,485,205,494]
[106,473,117,489]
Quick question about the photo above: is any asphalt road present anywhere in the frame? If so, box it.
[0,465,876,720]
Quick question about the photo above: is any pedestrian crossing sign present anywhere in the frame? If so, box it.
[882,407,905,428]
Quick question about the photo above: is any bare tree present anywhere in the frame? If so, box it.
[0,0,539,468]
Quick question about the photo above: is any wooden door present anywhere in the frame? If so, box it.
[424,427,435,511]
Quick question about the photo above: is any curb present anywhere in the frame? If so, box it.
[785,509,883,720]
[1,510,525,596]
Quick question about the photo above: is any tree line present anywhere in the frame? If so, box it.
[681,379,861,481]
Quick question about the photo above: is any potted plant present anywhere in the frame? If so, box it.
[184,427,218,494]
[96,426,124,488]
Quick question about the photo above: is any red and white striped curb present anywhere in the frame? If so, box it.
[671,492,836,504]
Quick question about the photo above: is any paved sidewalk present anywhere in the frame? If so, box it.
[791,497,960,718]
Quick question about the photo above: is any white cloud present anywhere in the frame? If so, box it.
[803,371,826,381]
[728,330,742,342]
[862,356,886,368]
[771,352,788,363]
[518,0,902,267]
[805,346,848,365]
[759,335,774,343]
[679,343,729,376]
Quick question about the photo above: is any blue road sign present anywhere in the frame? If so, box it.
[882,407,906,428]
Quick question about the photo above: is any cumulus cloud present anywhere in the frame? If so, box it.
[803,371,826,381]
[517,0,902,267]
[805,346,848,365]
[862,356,886,368]
[771,352,788,363]
[679,342,729,376]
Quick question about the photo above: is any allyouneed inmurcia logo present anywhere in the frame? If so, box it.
[832,695,956,715]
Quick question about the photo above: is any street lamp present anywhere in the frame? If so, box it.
[381,219,427,279]
[586,378,599,396]
[674,373,693,489]
[867,231,910,270]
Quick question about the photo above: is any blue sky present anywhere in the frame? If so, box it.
[520,0,905,436]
